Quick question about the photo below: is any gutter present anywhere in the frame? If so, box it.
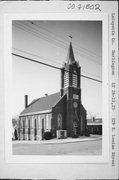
[19,109,52,117]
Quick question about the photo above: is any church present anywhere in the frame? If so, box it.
[18,41,87,141]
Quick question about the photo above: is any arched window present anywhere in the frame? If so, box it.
[57,113,62,130]
[72,70,77,87]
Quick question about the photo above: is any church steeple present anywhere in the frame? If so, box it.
[60,39,81,96]
[66,42,76,64]
[60,38,82,137]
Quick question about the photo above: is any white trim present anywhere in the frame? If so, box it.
[87,123,102,126]
[19,109,52,117]
[4,12,110,165]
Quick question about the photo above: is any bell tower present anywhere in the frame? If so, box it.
[60,40,82,137]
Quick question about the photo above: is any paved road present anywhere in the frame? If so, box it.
[13,139,102,155]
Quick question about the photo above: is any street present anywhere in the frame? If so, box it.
[13,139,102,155]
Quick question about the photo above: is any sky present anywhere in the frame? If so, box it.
[12,20,102,118]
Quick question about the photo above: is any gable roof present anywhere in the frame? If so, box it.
[20,92,60,116]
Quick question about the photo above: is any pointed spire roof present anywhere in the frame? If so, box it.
[66,42,76,65]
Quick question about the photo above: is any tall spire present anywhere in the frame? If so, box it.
[66,36,76,64]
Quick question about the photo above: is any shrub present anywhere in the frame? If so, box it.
[43,131,52,140]
[85,128,90,136]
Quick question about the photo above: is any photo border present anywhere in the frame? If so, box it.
[4,13,109,164]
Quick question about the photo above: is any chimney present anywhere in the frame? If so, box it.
[25,95,28,108]
[45,93,48,97]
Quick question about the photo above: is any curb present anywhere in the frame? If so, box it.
[12,137,102,145]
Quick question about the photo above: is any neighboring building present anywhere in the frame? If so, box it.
[18,41,87,140]
[87,118,102,135]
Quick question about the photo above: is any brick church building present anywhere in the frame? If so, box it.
[18,41,87,140]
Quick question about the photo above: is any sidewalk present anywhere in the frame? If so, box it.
[13,135,102,145]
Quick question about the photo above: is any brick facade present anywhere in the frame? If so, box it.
[18,42,87,140]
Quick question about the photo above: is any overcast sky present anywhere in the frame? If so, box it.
[12,20,102,118]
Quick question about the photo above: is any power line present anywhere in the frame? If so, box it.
[13,47,101,79]
[15,22,67,50]
[27,21,102,60]
[13,47,62,65]
[18,22,101,64]
[29,21,101,58]
[14,22,102,65]
[30,21,102,59]
[12,52,102,83]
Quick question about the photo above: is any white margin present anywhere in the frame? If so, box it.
[4,13,109,164]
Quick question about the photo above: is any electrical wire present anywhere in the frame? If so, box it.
[15,22,67,50]
[14,22,102,65]
[13,47,102,79]
[29,21,102,58]
[13,47,62,66]
[15,22,101,65]
[12,52,102,83]
[25,21,102,60]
